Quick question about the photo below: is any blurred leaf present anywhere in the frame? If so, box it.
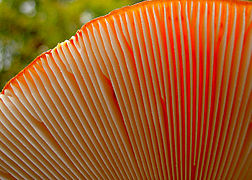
[0,0,143,90]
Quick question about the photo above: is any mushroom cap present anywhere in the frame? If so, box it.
[0,0,252,179]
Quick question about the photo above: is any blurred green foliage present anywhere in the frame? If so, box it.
[0,0,142,90]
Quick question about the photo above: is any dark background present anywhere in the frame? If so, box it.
[0,0,143,90]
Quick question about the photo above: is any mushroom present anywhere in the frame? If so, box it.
[0,0,251,179]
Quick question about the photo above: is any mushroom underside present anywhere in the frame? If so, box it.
[0,0,252,179]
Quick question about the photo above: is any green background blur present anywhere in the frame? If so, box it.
[0,0,142,90]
